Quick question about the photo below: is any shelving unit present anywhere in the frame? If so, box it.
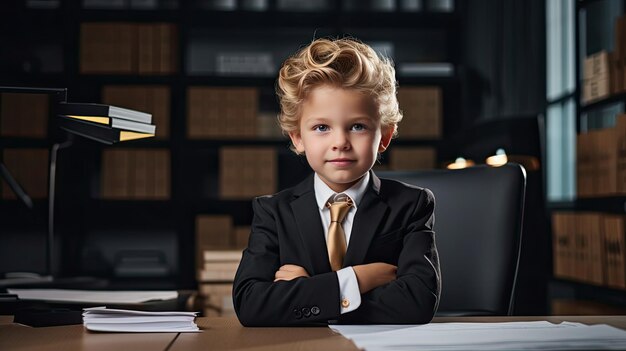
[1,0,463,290]
[546,0,626,313]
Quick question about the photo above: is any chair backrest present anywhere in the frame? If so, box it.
[378,163,526,316]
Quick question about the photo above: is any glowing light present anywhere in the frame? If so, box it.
[447,157,475,170]
[486,148,508,167]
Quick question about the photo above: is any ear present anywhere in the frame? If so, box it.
[288,131,305,154]
[378,125,395,153]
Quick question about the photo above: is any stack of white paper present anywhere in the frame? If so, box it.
[331,321,626,350]
[82,307,200,333]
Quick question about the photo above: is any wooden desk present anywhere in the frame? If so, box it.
[171,317,356,351]
[1,315,625,351]
[0,315,177,351]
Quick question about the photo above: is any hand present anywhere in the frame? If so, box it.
[274,264,310,282]
[352,262,397,294]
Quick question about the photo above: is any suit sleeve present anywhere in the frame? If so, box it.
[233,197,342,326]
[339,188,441,324]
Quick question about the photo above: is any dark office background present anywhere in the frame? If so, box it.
[1,0,624,316]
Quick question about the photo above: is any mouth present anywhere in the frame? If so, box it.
[327,158,356,167]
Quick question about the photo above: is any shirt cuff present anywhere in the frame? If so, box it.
[336,267,361,314]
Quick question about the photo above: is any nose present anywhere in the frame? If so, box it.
[331,130,351,151]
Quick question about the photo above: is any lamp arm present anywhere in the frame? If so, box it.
[0,162,33,209]
[47,134,74,278]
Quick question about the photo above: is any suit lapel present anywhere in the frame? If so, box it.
[344,172,389,267]
[290,175,331,274]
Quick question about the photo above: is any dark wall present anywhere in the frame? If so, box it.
[460,0,546,123]
[458,0,549,315]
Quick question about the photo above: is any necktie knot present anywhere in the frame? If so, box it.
[327,193,353,223]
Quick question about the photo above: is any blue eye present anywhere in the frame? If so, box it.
[314,125,329,132]
[351,123,365,131]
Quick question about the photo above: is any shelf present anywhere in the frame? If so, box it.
[184,76,275,87]
[182,138,440,148]
[88,199,172,205]
[4,8,67,28]
[74,75,179,85]
[78,9,183,22]
[183,138,289,148]
[14,3,458,29]
[1,75,71,87]
[550,278,626,308]
[392,139,442,146]
[185,10,458,29]
[83,200,177,226]
[106,140,171,148]
[548,196,626,214]
[102,277,180,291]
[185,74,459,87]
[336,11,459,29]
[580,92,626,112]
[550,298,626,315]
[0,138,50,148]
[187,10,334,28]
[0,201,48,227]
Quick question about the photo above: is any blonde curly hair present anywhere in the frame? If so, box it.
[276,38,402,144]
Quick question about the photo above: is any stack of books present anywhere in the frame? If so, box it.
[219,146,276,199]
[197,250,242,317]
[582,51,610,104]
[187,87,258,139]
[80,23,178,75]
[57,102,156,144]
[397,87,442,139]
[82,307,199,333]
[197,250,242,282]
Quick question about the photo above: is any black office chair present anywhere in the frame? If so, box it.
[378,163,526,316]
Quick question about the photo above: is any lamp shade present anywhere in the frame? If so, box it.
[56,102,155,144]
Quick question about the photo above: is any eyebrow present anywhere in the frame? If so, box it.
[305,115,375,124]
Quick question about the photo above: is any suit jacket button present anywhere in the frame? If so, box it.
[293,308,302,319]
[311,306,320,315]
[302,307,311,318]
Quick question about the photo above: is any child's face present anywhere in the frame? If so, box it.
[289,85,393,193]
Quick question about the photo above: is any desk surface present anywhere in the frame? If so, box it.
[1,315,625,351]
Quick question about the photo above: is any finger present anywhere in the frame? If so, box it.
[275,270,289,279]
[275,270,286,281]
[277,270,300,280]
[280,264,300,272]
[275,275,295,282]
[274,275,291,282]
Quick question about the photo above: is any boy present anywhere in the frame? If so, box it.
[233,38,440,326]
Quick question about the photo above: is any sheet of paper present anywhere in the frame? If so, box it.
[331,321,626,350]
[83,307,196,316]
[8,289,177,304]
[84,323,200,333]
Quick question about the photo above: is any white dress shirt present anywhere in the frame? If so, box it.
[314,172,370,314]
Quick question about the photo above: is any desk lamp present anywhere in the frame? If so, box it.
[0,86,155,288]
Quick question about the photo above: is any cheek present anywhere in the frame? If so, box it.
[364,134,381,151]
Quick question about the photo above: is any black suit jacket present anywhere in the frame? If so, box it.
[233,171,441,326]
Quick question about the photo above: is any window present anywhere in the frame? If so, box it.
[546,0,575,202]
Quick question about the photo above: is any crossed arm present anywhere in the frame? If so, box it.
[274,263,397,294]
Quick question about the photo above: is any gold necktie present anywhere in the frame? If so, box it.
[327,193,352,271]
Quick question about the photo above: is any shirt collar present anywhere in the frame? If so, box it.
[314,172,370,211]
